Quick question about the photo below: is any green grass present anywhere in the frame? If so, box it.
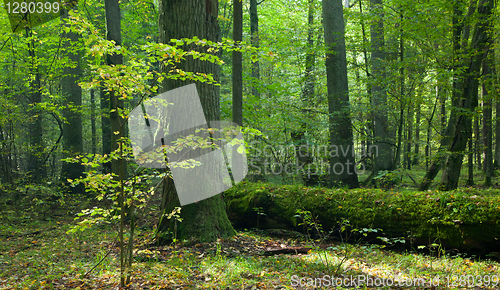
[1,189,500,289]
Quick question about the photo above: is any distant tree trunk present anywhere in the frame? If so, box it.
[413,103,420,165]
[293,0,316,185]
[91,89,97,156]
[439,0,492,190]
[0,124,13,184]
[357,0,373,172]
[394,106,404,167]
[439,85,446,133]
[466,134,474,186]
[370,0,393,175]
[26,28,45,183]
[495,97,500,169]
[406,102,413,170]
[61,9,84,193]
[232,0,243,126]
[157,0,236,242]
[323,0,359,188]
[422,96,438,181]
[482,57,493,186]
[250,0,260,98]
[104,0,126,178]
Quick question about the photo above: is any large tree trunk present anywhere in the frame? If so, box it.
[370,0,393,175]
[156,0,236,243]
[232,0,243,126]
[61,9,84,193]
[322,0,359,188]
[439,0,493,190]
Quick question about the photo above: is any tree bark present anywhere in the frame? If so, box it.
[157,0,236,243]
[61,9,84,193]
[322,0,359,188]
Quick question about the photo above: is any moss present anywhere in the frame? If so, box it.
[225,182,500,254]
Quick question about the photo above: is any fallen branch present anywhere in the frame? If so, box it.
[263,247,310,256]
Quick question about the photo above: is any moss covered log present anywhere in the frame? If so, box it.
[225,182,500,255]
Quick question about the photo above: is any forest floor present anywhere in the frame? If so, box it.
[1,186,500,290]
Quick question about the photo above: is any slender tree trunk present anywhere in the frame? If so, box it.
[157,0,236,242]
[474,109,480,169]
[323,0,359,188]
[466,134,474,186]
[495,95,500,169]
[482,57,493,186]
[370,0,393,175]
[413,103,420,165]
[406,102,413,170]
[91,89,97,156]
[422,97,438,181]
[232,0,243,126]
[394,106,404,167]
[61,9,84,193]
[293,0,316,185]
[439,85,446,133]
[100,86,111,173]
[250,0,260,98]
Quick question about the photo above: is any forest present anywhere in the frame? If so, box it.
[1,0,500,288]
